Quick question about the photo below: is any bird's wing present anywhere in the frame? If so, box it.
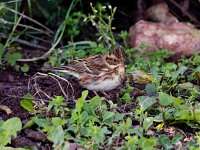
[86,55,111,75]
[67,59,88,73]
[47,55,111,78]
[68,55,111,75]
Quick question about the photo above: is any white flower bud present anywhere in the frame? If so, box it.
[113,7,117,13]
[92,22,96,26]
[83,18,87,22]
[98,36,103,41]
[108,5,112,10]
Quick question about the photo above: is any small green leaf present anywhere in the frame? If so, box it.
[23,118,35,129]
[5,53,22,66]
[20,100,34,112]
[89,96,100,111]
[172,134,183,145]
[121,93,131,102]
[20,64,29,72]
[159,135,172,149]
[103,111,114,121]
[138,96,157,111]
[113,113,124,121]
[20,94,34,112]
[143,117,154,131]
[192,109,200,121]
[48,126,64,147]
[101,126,112,134]
[81,90,89,101]
[125,135,138,149]
[145,84,157,96]
[187,141,199,149]
[79,111,90,125]
[0,117,22,148]
[76,90,88,114]
[47,96,65,114]
[83,95,100,116]
[76,98,84,114]
[175,109,192,120]
[88,126,110,144]
[90,42,97,48]
[150,67,161,82]
[125,117,132,128]
[171,66,188,81]
[138,137,156,150]
[53,96,64,103]
[34,117,51,128]
[52,117,66,126]
[194,66,200,73]
[159,92,173,106]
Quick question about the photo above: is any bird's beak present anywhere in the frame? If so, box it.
[121,61,125,66]
[118,66,125,79]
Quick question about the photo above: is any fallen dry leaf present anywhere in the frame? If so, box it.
[0,104,12,115]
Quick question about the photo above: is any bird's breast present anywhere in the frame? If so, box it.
[81,74,122,91]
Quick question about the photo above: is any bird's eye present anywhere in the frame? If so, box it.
[106,58,119,65]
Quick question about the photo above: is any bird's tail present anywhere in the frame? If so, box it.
[41,66,80,78]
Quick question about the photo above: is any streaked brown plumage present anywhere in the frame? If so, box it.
[48,47,125,92]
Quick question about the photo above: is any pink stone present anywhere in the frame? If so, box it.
[128,20,200,56]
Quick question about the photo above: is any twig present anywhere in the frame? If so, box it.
[0,33,48,50]
[4,13,22,48]
[28,72,75,103]
[169,0,200,25]
[29,73,51,104]
[3,6,54,35]
[48,74,69,100]
[182,0,190,12]
[34,90,51,103]
[3,20,53,37]
[48,73,75,99]
[17,46,54,62]
[17,0,77,62]
[25,34,51,44]
[118,9,131,18]
[1,0,22,5]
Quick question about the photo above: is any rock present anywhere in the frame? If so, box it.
[128,20,200,57]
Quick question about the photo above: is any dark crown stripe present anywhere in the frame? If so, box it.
[112,48,125,60]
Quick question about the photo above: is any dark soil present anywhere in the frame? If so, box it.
[0,69,125,149]
[0,70,30,120]
[0,70,42,149]
[0,69,196,149]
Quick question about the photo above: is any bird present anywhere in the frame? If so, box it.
[46,47,125,92]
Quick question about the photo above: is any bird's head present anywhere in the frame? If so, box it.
[105,47,125,69]
[104,47,125,79]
